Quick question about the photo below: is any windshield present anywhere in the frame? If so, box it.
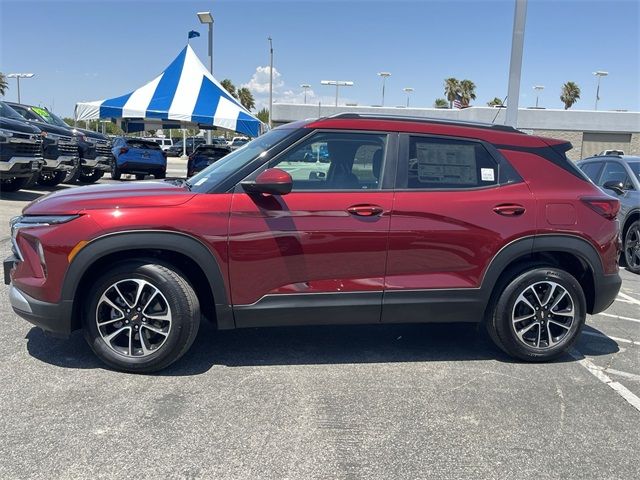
[0,101,28,121]
[188,128,295,193]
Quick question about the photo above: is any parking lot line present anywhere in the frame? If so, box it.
[618,292,640,306]
[571,350,640,413]
[604,368,640,382]
[598,312,640,324]
[582,330,640,346]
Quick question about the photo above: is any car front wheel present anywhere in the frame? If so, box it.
[84,261,200,373]
[111,160,122,180]
[624,220,640,274]
[487,267,586,361]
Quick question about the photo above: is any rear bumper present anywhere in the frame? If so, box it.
[592,272,622,314]
[118,160,166,173]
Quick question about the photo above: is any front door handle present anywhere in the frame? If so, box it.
[493,204,526,216]
[347,204,384,217]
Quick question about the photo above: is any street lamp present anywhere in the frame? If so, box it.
[300,84,311,104]
[197,11,214,144]
[320,80,354,107]
[268,37,273,128]
[7,73,34,103]
[533,85,544,108]
[593,70,608,110]
[377,72,391,106]
[403,87,414,107]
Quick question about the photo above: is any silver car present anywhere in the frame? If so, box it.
[577,155,640,274]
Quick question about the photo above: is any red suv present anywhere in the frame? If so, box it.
[5,114,621,372]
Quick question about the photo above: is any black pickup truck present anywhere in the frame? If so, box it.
[0,102,44,192]
[6,102,80,187]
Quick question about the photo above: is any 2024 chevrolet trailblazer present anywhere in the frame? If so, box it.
[6,114,621,372]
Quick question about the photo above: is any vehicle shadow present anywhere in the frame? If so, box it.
[24,321,620,376]
[1,183,73,201]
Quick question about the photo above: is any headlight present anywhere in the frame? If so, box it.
[10,215,79,261]
[0,128,15,139]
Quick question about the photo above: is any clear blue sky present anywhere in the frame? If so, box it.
[1,0,638,117]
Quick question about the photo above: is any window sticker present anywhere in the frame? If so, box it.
[481,168,495,182]
[31,106,53,123]
[416,143,477,185]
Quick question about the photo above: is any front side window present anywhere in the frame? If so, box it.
[270,131,387,190]
[403,136,498,189]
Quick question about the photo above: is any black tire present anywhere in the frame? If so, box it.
[78,170,104,184]
[155,170,166,179]
[135,173,146,180]
[37,170,67,187]
[0,176,31,192]
[487,266,586,362]
[623,220,640,274]
[83,261,200,373]
[111,160,121,180]
[64,165,81,184]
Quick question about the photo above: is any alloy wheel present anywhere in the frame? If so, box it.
[625,224,640,269]
[95,279,172,357]
[511,281,575,350]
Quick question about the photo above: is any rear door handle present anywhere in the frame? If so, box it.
[347,204,384,217]
[493,204,526,216]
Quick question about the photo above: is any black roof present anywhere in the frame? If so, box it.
[327,112,523,134]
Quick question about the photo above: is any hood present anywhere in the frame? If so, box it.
[24,181,196,215]
[22,119,75,138]
[0,116,41,135]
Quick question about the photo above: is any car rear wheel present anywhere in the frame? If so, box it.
[624,220,640,274]
[111,160,121,180]
[78,170,104,184]
[487,267,586,361]
[37,170,67,187]
[155,171,166,179]
[84,261,200,373]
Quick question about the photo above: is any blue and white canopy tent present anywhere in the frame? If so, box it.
[75,45,263,137]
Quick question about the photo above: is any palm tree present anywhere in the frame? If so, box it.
[459,79,477,107]
[256,108,269,124]
[434,98,449,108]
[487,97,503,107]
[237,87,255,111]
[221,79,237,98]
[560,81,581,110]
[444,78,460,108]
[0,72,8,96]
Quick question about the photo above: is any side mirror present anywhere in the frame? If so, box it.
[241,168,293,195]
[602,180,625,195]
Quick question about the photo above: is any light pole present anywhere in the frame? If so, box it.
[505,0,528,127]
[300,84,311,104]
[377,72,391,106]
[533,85,544,108]
[593,70,608,110]
[197,11,214,143]
[403,87,414,107]
[268,37,273,128]
[320,80,354,107]
[7,73,35,103]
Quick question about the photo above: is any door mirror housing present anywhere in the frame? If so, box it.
[242,168,293,195]
[602,180,625,195]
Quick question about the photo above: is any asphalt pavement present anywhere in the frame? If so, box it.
[1,161,639,479]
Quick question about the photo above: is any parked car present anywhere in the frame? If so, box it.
[577,154,640,273]
[5,113,621,372]
[166,137,205,156]
[595,149,625,156]
[0,102,44,192]
[187,144,231,177]
[229,137,249,151]
[111,137,167,180]
[22,105,112,184]
[6,101,79,186]
[146,137,173,151]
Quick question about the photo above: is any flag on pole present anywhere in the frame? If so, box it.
[453,93,464,109]
[188,30,200,40]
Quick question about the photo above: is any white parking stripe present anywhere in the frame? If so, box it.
[618,292,640,306]
[582,330,640,346]
[598,312,640,324]
[605,368,640,382]
[571,350,640,413]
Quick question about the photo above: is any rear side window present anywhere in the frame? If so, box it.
[580,162,603,183]
[405,136,498,189]
[127,140,161,150]
[600,162,634,190]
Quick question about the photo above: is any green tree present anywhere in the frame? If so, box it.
[560,81,581,110]
[434,98,449,108]
[256,108,269,124]
[459,79,477,107]
[487,97,504,107]
[221,79,237,98]
[237,87,255,111]
[0,72,7,96]
[444,77,460,108]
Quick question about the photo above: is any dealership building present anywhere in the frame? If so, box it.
[272,104,640,161]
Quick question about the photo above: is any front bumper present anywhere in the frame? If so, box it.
[81,156,111,171]
[42,155,78,172]
[0,156,43,178]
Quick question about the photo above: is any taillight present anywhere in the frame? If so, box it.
[119,147,129,154]
[581,197,620,220]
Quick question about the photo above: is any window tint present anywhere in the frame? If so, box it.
[405,136,498,189]
[271,132,387,190]
[580,162,603,183]
[600,162,633,190]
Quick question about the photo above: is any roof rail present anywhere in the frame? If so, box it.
[326,112,523,134]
